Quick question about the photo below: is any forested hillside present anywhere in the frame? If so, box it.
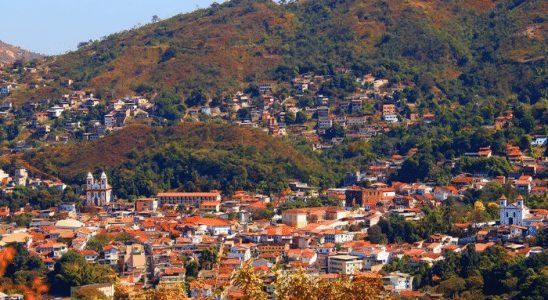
[8,0,548,103]
[20,123,347,199]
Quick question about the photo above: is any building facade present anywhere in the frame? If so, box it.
[85,172,113,206]
[157,192,221,206]
[499,195,528,226]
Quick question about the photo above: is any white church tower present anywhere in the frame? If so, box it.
[499,195,528,226]
[85,171,113,206]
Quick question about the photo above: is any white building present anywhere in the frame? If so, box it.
[227,244,252,261]
[499,195,528,226]
[383,272,413,290]
[47,106,65,118]
[85,172,113,206]
[383,115,398,123]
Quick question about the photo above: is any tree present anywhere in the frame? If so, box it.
[251,208,274,220]
[186,89,208,107]
[86,233,114,251]
[324,122,345,139]
[151,15,161,23]
[201,247,218,270]
[48,251,114,295]
[73,287,109,300]
[295,111,308,124]
[520,134,533,154]
[185,260,199,279]
[285,111,296,124]
[437,277,466,297]
[235,265,386,300]
[367,225,387,244]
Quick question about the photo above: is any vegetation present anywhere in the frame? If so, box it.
[234,264,388,300]
[383,245,548,299]
[21,123,345,198]
[4,0,548,105]
[47,251,115,296]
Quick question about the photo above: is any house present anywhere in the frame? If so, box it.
[532,136,548,146]
[433,186,458,201]
[258,82,274,94]
[318,118,333,129]
[227,244,253,261]
[36,241,68,257]
[181,216,233,235]
[322,229,351,244]
[104,111,116,127]
[135,198,158,212]
[328,254,363,275]
[82,249,99,263]
[189,281,213,299]
[351,99,363,112]
[0,85,13,95]
[59,202,76,214]
[125,244,146,272]
[158,268,186,285]
[47,106,65,118]
[157,192,222,206]
[200,201,221,213]
[282,209,308,228]
[383,272,414,291]
[382,104,396,116]
[222,258,243,270]
[383,115,398,123]
[1,102,12,110]
[101,246,119,265]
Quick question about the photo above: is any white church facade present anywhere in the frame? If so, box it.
[499,195,528,226]
[85,172,113,206]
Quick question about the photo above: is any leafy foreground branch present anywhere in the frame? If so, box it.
[234,264,390,300]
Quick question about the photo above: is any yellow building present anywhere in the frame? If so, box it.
[328,254,364,275]
[281,209,308,228]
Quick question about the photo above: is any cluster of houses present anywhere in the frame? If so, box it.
[1,166,547,299]
[1,90,154,150]
[216,72,435,149]
[0,167,66,199]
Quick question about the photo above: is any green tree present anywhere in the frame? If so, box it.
[285,111,296,124]
[185,260,199,279]
[186,89,208,107]
[48,251,114,295]
[201,247,219,270]
[295,111,308,124]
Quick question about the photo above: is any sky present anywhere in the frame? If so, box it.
[0,0,226,56]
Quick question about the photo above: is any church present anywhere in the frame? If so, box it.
[499,195,528,226]
[85,172,113,206]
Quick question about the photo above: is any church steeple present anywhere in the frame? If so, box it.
[85,171,112,207]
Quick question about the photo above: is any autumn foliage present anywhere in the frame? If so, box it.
[0,246,49,300]
[234,264,390,300]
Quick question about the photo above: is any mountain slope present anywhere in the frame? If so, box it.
[0,40,43,65]
[14,0,544,102]
[21,123,341,197]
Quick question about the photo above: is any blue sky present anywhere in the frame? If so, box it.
[0,0,226,55]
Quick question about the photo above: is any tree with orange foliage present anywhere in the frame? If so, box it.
[0,246,50,300]
[234,264,390,300]
[115,283,188,300]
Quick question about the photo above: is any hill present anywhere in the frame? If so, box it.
[0,40,43,66]
[4,0,545,104]
[20,123,342,198]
